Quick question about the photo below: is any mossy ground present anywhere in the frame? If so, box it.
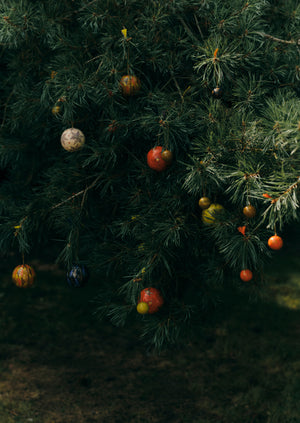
[0,229,299,423]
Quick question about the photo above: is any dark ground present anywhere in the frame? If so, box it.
[0,228,299,423]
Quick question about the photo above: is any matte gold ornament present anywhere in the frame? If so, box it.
[60,128,85,152]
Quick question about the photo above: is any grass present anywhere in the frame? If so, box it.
[0,231,299,423]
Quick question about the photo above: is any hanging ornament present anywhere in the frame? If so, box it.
[12,264,36,288]
[136,302,149,314]
[243,205,256,218]
[202,203,225,225]
[240,269,253,282]
[147,146,170,172]
[161,149,173,165]
[212,87,222,98]
[268,235,283,250]
[138,287,164,314]
[120,75,141,96]
[66,264,89,288]
[52,105,61,115]
[60,128,85,152]
[198,197,211,210]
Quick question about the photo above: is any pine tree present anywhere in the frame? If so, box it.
[0,0,299,351]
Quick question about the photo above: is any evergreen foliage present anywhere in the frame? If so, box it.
[0,0,299,350]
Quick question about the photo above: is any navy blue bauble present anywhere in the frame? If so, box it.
[66,264,89,288]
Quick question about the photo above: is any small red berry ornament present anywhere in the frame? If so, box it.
[139,287,164,314]
[120,75,141,96]
[240,269,253,282]
[243,205,256,218]
[12,264,36,288]
[268,235,283,250]
[147,146,168,172]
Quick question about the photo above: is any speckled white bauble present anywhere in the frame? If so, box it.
[60,128,85,152]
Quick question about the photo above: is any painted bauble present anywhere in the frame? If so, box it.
[202,203,225,225]
[147,146,168,172]
[60,128,85,152]
[198,197,211,210]
[66,264,89,288]
[120,75,141,96]
[139,287,164,314]
[12,264,36,288]
[161,149,173,164]
[268,235,283,251]
[137,302,149,315]
[243,205,256,218]
[240,269,253,282]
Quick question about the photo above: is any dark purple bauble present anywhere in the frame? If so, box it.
[67,264,89,288]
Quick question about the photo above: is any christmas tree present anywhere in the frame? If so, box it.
[0,0,299,350]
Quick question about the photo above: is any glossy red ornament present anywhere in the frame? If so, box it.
[240,269,253,282]
[147,146,168,172]
[268,235,283,250]
[139,287,164,314]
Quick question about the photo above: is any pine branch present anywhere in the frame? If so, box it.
[51,175,101,210]
[258,32,300,46]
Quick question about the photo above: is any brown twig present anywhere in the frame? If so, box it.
[259,32,300,46]
[51,175,101,210]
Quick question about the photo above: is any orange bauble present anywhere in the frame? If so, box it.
[120,75,141,96]
[240,269,253,282]
[243,205,256,218]
[268,235,283,250]
[12,264,36,288]
[139,287,164,314]
[147,146,168,172]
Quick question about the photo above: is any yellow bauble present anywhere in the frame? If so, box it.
[137,302,149,315]
[12,264,36,288]
[202,203,225,225]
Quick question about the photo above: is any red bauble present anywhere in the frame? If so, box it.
[139,287,164,314]
[147,146,168,172]
[240,269,253,282]
[268,235,283,250]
